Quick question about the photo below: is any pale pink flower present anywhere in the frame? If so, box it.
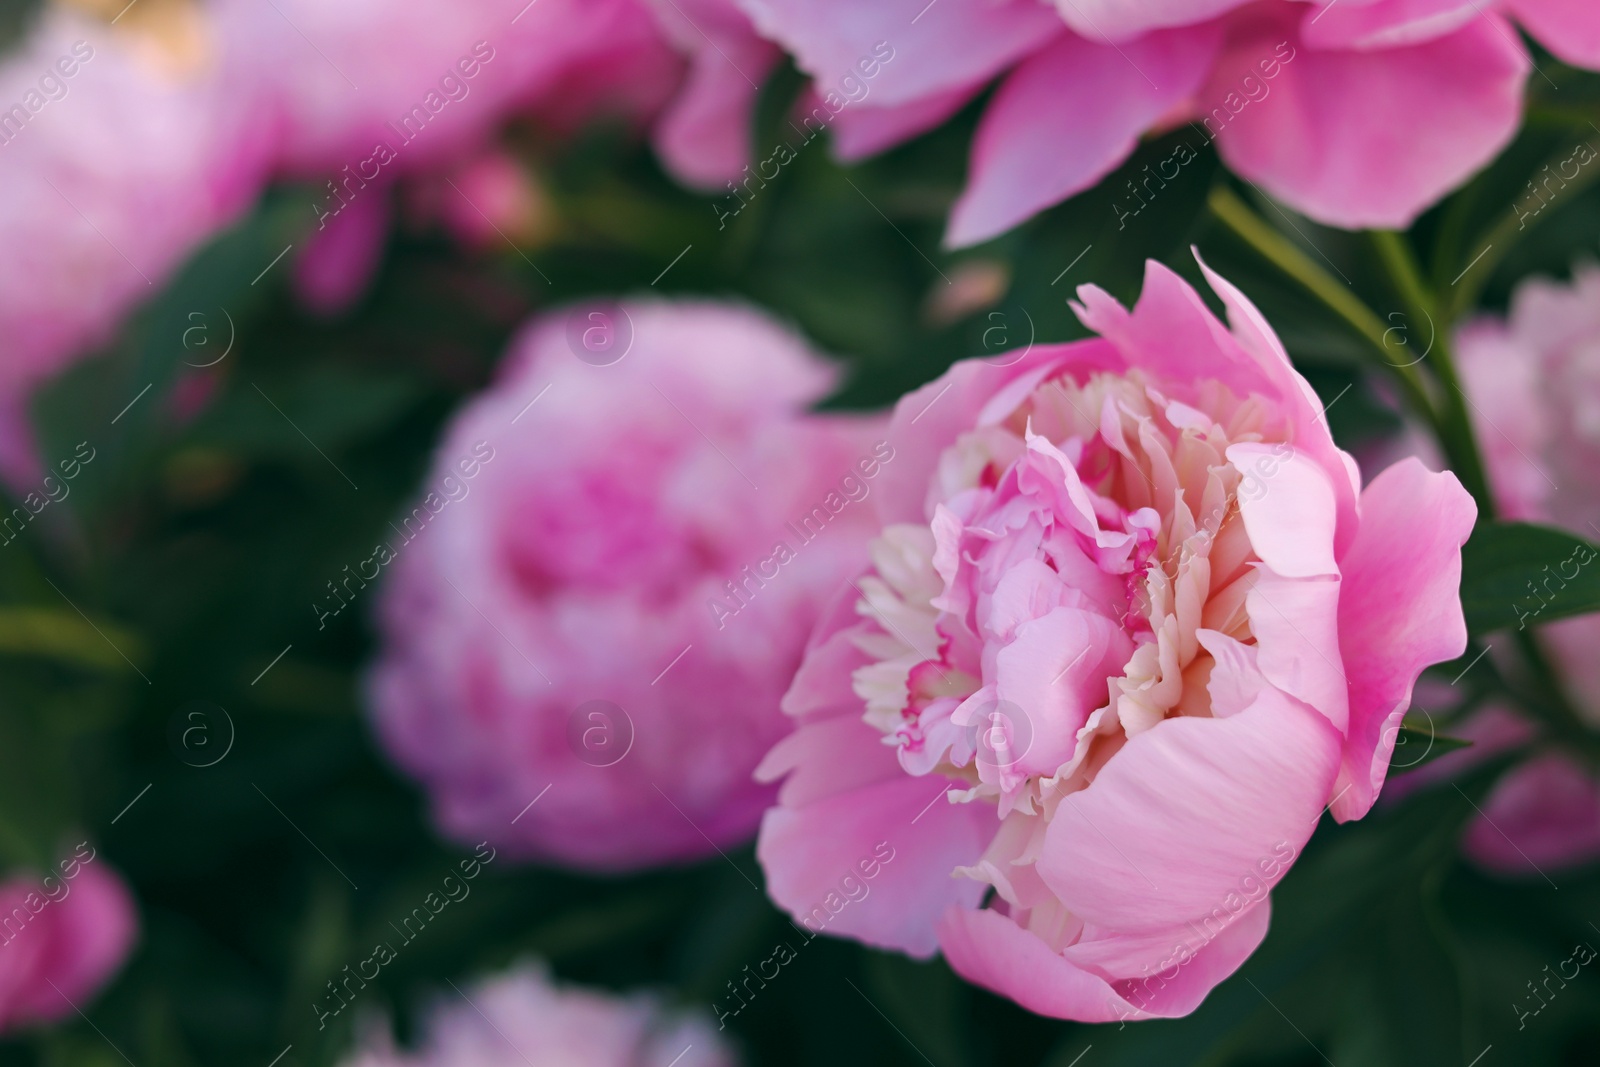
[367,301,886,871]
[1453,264,1600,876]
[0,855,138,1032]
[732,0,1592,245]
[0,6,266,483]
[337,962,736,1067]
[211,0,672,177]
[755,255,1475,1021]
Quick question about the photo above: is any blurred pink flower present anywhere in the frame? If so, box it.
[1454,264,1600,876]
[428,150,550,252]
[366,300,886,871]
[212,0,667,177]
[731,0,1586,245]
[0,853,138,1033]
[217,0,770,189]
[0,6,266,483]
[754,256,1474,1022]
[337,962,736,1067]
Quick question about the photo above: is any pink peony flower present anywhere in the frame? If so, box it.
[0,853,139,1032]
[1452,264,1600,875]
[366,300,887,871]
[731,0,1595,245]
[0,5,267,483]
[754,255,1475,1022]
[215,0,769,189]
[210,0,670,177]
[337,962,737,1067]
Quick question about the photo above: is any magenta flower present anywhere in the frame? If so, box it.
[367,300,887,871]
[1452,264,1600,876]
[754,256,1475,1021]
[732,0,1598,245]
[337,962,736,1067]
[0,853,138,1032]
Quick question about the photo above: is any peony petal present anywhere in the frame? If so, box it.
[1227,444,1339,579]
[6,862,138,1024]
[1331,457,1475,821]
[1209,12,1529,229]
[829,81,984,161]
[779,583,877,723]
[946,27,1220,247]
[652,38,781,189]
[1036,687,1340,934]
[1506,0,1600,70]
[756,775,993,957]
[757,714,903,807]
[875,341,1117,527]
[1244,571,1348,734]
[1074,260,1278,408]
[937,898,1269,1021]
[735,0,1060,107]
[993,606,1135,777]
[1299,0,1482,50]
[1196,252,1361,551]
[1049,0,1252,42]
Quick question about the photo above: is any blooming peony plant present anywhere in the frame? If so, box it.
[732,0,1594,245]
[755,255,1476,1021]
[367,300,886,871]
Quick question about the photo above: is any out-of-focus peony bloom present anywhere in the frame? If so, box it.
[367,301,887,871]
[211,0,671,177]
[0,853,139,1032]
[755,255,1475,1022]
[337,962,737,1067]
[0,3,267,483]
[215,0,769,189]
[222,0,774,310]
[732,0,1594,245]
[1453,264,1600,876]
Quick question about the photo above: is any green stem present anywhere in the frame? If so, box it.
[1207,186,1437,428]
[1368,230,1494,515]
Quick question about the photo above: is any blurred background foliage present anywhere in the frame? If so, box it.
[3,45,1600,1067]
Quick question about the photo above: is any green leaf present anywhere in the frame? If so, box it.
[1460,521,1600,635]
[1388,723,1473,776]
